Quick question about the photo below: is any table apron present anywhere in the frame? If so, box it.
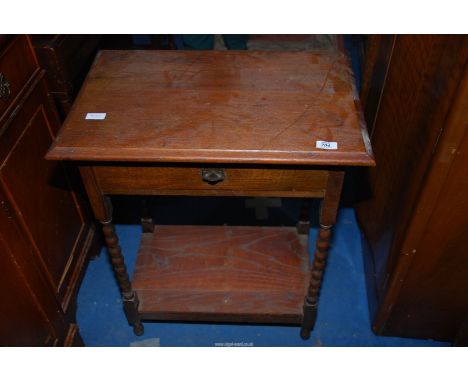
[91,165,328,198]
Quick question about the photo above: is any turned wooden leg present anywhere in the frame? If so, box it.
[297,198,312,234]
[301,224,332,339]
[102,220,144,335]
[141,198,154,233]
[300,170,344,340]
[79,167,143,336]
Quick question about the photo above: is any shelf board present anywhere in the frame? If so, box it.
[132,225,310,324]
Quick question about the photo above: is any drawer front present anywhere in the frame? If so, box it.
[93,165,328,198]
[0,35,39,119]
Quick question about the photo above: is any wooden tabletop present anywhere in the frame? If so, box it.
[47,50,374,166]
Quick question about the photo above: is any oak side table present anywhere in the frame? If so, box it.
[47,50,375,340]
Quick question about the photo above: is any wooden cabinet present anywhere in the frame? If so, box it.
[356,35,468,343]
[30,35,101,120]
[0,188,76,346]
[0,35,99,345]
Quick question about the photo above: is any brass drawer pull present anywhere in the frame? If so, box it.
[201,168,225,184]
[0,73,11,102]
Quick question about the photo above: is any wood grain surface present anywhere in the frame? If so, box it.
[356,35,468,341]
[132,225,309,323]
[93,164,328,197]
[0,35,39,119]
[47,50,374,166]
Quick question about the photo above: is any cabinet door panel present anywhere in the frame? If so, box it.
[0,35,39,118]
[0,238,55,346]
[0,81,84,298]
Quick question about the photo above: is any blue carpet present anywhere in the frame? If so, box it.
[77,207,449,346]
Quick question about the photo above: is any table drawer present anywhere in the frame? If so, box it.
[0,35,39,119]
[93,165,328,198]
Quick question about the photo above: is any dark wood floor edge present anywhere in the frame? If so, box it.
[63,323,84,346]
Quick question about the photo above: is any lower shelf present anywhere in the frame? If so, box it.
[132,225,310,324]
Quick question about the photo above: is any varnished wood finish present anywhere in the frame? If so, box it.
[133,226,309,323]
[31,35,101,120]
[0,35,97,346]
[1,75,84,302]
[357,35,468,342]
[46,50,374,166]
[307,228,332,306]
[0,36,12,51]
[102,221,133,297]
[47,49,374,339]
[359,35,396,137]
[78,166,143,334]
[320,170,345,226]
[297,198,312,234]
[93,164,328,198]
[78,166,110,221]
[102,220,143,335]
[301,170,344,339]
[0,175,81,346]
[377,62,468,341]
[63,323,84,346]
[140,198,154,233]
[0,204,62,346]
[301,226,331,339]
[0,35,39,118]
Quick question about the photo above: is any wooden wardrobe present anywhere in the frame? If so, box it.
[357,35,468,344]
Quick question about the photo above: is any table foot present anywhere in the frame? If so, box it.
[133,322,144,336]
[123,291,143,335]
[300,328,311,340]
[300,300,317,340]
